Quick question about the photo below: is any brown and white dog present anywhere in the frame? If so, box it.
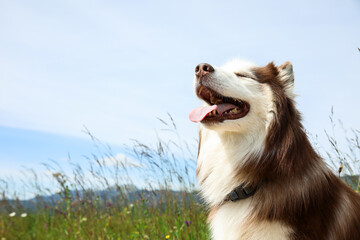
[189,59,360,240]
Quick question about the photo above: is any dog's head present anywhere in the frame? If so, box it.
[189,59,295,134]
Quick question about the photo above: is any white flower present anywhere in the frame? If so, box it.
[129,203,134,208]
[9,212,16,217]
[21,213,27,218]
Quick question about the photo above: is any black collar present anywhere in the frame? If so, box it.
[224,183,257,202]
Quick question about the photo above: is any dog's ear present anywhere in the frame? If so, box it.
[278,61,295,98]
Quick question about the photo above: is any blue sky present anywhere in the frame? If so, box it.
[0,0,360,196]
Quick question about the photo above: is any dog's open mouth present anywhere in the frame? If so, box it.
[189,86,250,123]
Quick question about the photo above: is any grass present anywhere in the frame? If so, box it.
[1,192,208,239]
[1,112,360,239]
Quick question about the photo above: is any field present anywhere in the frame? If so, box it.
[0,190,208,239]
[1,113,359,239]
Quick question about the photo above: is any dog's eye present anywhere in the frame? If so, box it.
[235,73,253,79]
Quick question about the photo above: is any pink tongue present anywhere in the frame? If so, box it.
[189,105,217,123]
[189,103,237,123]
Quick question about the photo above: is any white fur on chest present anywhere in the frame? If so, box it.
[210,201,292,240]
[197,127,265,205]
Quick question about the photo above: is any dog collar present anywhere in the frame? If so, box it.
[224,184,257,202]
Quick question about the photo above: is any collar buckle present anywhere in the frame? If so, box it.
[229,190,240,202]
[226,184,257,202]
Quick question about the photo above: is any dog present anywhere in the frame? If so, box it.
[189,59,360,240]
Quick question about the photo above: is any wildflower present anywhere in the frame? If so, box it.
[185,220,192,227]
[129,203,134,208]
[165,235,170,239]
[55,209,67,216]
[338,164,343,175]
[21,213,27,218]
[9,212,16,217]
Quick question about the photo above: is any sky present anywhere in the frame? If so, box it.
[0,0,360,196]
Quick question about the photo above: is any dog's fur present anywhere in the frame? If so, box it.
[193,59,360,240]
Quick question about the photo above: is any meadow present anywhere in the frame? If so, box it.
[1,113,359,239]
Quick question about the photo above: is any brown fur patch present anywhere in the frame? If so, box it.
[196,164,201,177]
[279,61,291,70]
[208,205,219,222]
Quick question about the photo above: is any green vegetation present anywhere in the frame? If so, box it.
[0,190,208,239]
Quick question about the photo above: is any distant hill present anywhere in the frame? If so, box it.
[1,186,202,212]
[341,175,359,190]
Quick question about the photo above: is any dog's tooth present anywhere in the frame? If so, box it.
[211,96,221,105]
[199,86,204,95]
[228,108,239,114]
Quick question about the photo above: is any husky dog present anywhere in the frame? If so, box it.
[189,59,360,240]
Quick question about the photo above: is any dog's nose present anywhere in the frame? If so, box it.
[195,63,214,78]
